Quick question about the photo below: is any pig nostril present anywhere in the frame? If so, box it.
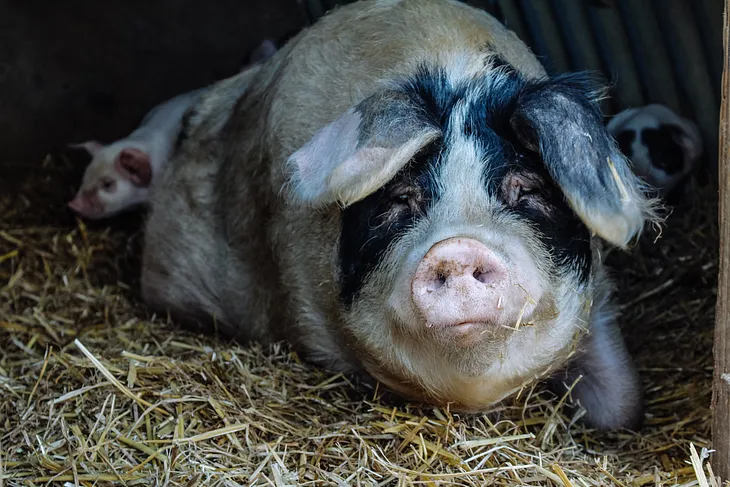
[436,272,446,286]
[473,268,489,284]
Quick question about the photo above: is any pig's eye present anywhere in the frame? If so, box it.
[100,178,116,192]
[502,173,544,208]
[389,187,422,212]
[382,185,426,218]
[394,193,411,203]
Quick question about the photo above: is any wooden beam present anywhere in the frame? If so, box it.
[713,0,730,482]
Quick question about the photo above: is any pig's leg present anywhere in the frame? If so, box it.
[550,299,644,431]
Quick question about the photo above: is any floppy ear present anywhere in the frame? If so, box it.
[68,140,104,155]
[287,91,441,206]
[114,148,152,187]
[249,39,277,65]
[511,74,657,248]
[670,117,704,164]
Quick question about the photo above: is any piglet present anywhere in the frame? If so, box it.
[607,104,703,200]
[68,39,277,220]
[67,87,204,220]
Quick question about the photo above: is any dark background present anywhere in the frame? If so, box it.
[0,0,308,167]
[0,0,722,176]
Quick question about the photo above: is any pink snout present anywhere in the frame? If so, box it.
[411,238,537,329]
[68,191,103,219]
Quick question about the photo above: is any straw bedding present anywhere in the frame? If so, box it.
[0,153,720,486]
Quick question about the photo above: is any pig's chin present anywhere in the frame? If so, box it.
[362,301,569,411]
[400,297,550,351]
[434,321,511,349]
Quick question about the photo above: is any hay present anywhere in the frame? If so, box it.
[0,153,720,486]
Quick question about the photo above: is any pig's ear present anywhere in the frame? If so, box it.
[114,148,152,187]
[672,117,704,163]
[69,140,104,155]
[249,39,277,64]
[287,92,441,206]
[511,74,659,248]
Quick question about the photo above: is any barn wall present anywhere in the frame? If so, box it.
[496,0,723,169]
[311,0,723,169]
[0,0,307,166]
[0,0,722,171]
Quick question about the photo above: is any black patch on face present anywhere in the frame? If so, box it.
[640,124,685,175]
[339,140,443,305]
[338,63,596,304]
[461,71,593,283]
[491,151,593,282]
[614,130,636,159]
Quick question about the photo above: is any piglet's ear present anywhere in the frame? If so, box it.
[249,39,277,65]
[287,91,441,206]
[511,74,658,248]
[669,117,703,164]
[114,148,152,187]
[69,140,104,155]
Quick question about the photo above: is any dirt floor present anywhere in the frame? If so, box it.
[0,152,719,486]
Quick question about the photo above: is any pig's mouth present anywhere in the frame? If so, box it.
[445,321,491,346]
[452,321,487,331]
[425,295,558,348]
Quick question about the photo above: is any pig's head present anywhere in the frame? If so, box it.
[68,141,153,220]
[286,60,656,412]
[607,104,703,198]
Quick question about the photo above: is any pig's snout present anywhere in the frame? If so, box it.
[411,238,533,330]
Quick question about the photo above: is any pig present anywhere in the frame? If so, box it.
[141,0,657,430]
[67,87,205,220]
[67,39,278,220]
[607,104,703,200]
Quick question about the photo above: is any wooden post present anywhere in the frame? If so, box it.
[714,0,730,482]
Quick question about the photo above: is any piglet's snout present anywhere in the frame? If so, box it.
[411,238,530,329]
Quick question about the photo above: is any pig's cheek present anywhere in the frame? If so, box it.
[87,191,106,216]
[385,270,423,331]
[507,236,549,297]
[90,193,102,212]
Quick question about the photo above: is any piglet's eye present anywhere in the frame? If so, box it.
[100,178,116,192]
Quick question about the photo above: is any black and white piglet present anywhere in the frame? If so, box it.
[608,104,703,200]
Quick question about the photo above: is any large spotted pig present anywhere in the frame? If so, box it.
[142,0,657,430]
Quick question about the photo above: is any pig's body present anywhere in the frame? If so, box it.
[143,0,656,430]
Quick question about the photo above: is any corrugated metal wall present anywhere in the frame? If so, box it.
[302,0,723,170]
[499,0,722,169]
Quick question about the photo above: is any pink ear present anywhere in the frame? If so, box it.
[69,140,104,155]
[114,148,152,187]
